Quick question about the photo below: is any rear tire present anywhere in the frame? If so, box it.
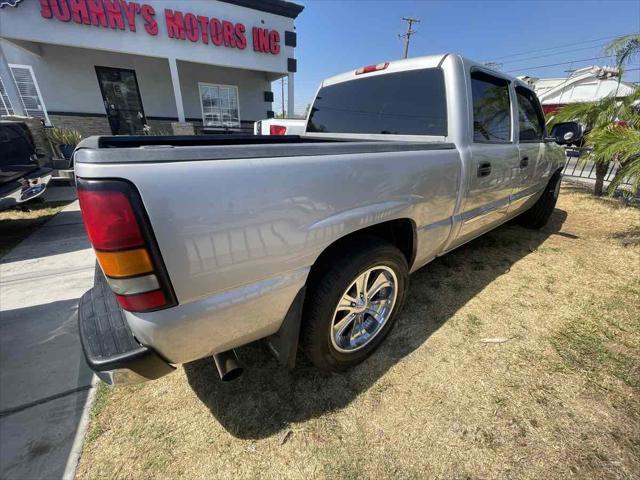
[301,237,409,372]
[518,171,562,229]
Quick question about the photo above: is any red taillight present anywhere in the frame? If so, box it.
[77,189,144,251]
[77,179,177,313]
[355,62,389,75]
[270,125,287,135]
[115,290,167,311]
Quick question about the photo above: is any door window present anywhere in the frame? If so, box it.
[516,86,545,142]
[471,71,511,143]
[199,84,240,128]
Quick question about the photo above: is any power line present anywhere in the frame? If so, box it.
[505,55,616,73]
[488,33,636,62]
[500,43,611,66]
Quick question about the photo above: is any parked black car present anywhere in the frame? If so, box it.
[0,121,52,211]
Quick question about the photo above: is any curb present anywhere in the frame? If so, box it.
[62,376,98,480]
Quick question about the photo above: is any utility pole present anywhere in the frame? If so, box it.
[281,77,285,117]
[399,17,420,59]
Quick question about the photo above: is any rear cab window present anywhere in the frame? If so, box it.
[470,71,512,143]
[306,68,447,136]
[515,86,546,142]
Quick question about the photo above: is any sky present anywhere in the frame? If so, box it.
[274,0,640,116]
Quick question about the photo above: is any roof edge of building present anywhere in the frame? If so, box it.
[217,0,304,19]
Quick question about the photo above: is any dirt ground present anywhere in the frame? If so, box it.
[77,185,639,480]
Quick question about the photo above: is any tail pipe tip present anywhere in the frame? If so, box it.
[213,349,243,382]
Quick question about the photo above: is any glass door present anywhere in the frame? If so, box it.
[95,66,146,135]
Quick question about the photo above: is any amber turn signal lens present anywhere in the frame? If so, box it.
[95,248,154,278]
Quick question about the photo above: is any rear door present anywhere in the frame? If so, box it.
[511,86,546,212]
[455,70,520,245]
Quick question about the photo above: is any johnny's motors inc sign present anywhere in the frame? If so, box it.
[37,0,281,54]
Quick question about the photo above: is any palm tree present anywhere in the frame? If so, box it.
[604,34,640,71]
[551,34,640,196]
[590,123,640,194]
[552,89,639,195]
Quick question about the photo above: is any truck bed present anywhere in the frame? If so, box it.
[75,135,455,164]
[74,134,462,364]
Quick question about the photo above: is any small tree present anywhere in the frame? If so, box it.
[551,34,640,196]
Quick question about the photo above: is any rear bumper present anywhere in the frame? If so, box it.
[78,266,175,385]
[0,167,52,210]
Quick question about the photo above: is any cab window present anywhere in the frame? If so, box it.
[306,68,447,136]
[471,71,512,143]
[516,86,545,142]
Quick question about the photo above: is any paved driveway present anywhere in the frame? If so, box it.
[0,201,96,479]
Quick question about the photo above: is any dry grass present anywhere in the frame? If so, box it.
[0,201,71,258]
[76,185,640,480]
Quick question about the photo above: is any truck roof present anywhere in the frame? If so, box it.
[320,53,531,91]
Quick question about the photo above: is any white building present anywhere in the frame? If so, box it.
[521,65,637,116]
[0,0,303,136]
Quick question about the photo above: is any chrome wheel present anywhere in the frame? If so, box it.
[330,265,398,353]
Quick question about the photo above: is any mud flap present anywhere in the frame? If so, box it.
[265,287,306,369]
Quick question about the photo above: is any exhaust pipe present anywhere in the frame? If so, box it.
[213,350,243,382]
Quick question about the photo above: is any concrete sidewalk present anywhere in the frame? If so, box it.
[0,201,96,479]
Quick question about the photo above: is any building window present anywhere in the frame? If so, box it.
[199,83,240,128]
[0,77,15,117]
[9,64,50,125]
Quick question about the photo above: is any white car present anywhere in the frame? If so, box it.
[254,118,306,136]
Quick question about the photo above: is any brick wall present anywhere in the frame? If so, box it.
[48,114,111,138]
[145,119,174,134]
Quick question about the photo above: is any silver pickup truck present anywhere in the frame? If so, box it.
[75,54,581,384]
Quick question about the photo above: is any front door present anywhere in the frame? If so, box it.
[511,85,547,213]
[95,67,146,135]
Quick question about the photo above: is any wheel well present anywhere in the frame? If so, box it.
[307,219,416,285]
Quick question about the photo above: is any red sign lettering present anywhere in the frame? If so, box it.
[69,0,90,24]
[141,4,157,35]
[39,0,53,18]
[184,13,199,42]
[51,0,71,22]
[164,8,184,40]
[86,0,107,27]
[104,0,124,30]
[252,27,279,55]
[36,0,282,55]
[120,1,140,32]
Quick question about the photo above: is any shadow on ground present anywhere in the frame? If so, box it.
[1,210,88,264]
[185,209,569,439]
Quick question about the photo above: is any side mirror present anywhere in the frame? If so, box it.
[547,121,584,145]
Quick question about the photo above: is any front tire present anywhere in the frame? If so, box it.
[518,171,562,229]
[301,237,409,372]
